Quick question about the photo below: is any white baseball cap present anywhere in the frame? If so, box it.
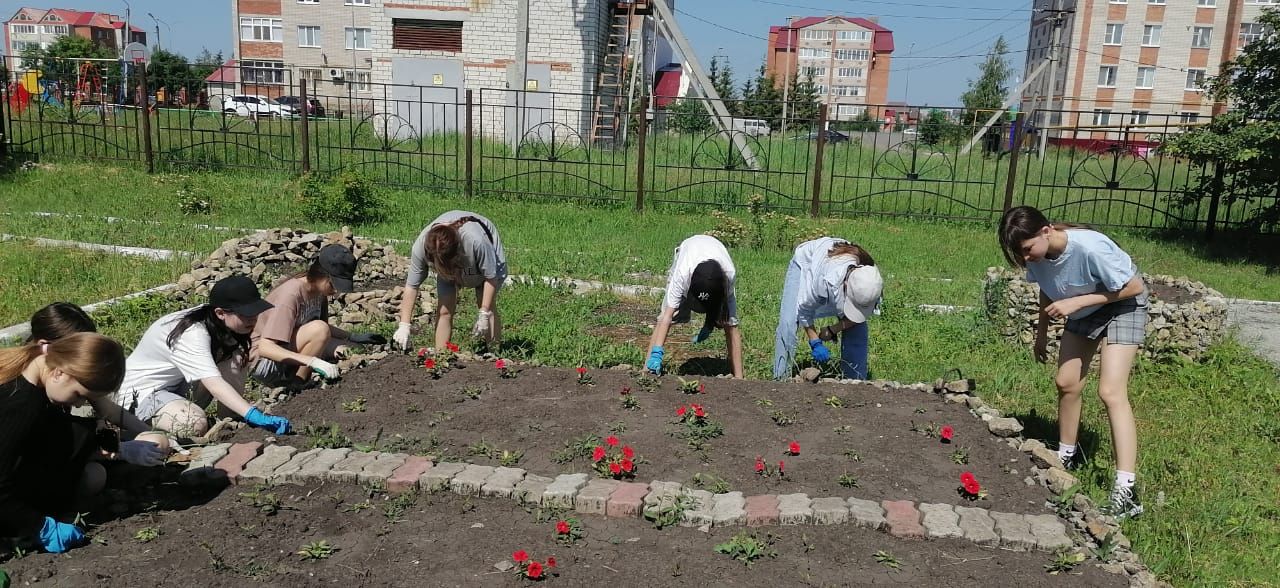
[840,264,883,323]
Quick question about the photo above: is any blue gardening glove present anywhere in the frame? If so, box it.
[645,346,665,374]
[693,325,714,344]
[244,408,292,435]
[808,339,831,363]
[119,439,167,467]
[348,332,386,346]
[38,516,85,554]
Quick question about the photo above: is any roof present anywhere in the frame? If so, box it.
[7,7,141,32]
[770,16,895,53]
[205,60,239,84]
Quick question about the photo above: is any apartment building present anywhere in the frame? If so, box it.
[230,0,373,99]
[1023,0,1275,128]
[5,7,146,67]
[765,15,895,121]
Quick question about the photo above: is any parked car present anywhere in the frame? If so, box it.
[276,96,325,118]
[792,129,851,143]
[731,117,771,136]
[903,127,918,136]
[215,94,297,118]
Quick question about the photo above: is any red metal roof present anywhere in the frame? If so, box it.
[205,60,239,84]
[8,7,141,32]
[654,66,682,108]
[771,16,895,53]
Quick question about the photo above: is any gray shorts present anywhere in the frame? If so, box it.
[249,337,346,386]
[1066,297,1147,346]
[126,388,189,423]
[436,264,508,299]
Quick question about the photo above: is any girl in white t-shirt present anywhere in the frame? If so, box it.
[113,276,290,439]
[646,235,743,378]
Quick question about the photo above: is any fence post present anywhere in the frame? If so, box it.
[810,104,828,218]
[635,96,648,212]
[1001,111,1026,211]
[1205,161,1225,240]
[138,65,154,173]
[465,89,474,198]
[299,79,310,174]
[0,81,8,160]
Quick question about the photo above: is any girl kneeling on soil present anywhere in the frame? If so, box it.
[0,331,127,553]
[646,235,743,378]
[112,276,292,440]
[998,206,1148,519]
[250,244,384,387]
[394,211,507,350]
[772,237,883,381]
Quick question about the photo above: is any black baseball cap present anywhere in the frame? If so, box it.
[318,244,357,293]
[674,261,726,325]
[209,276,273,317]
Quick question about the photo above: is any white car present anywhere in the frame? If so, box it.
[903,127,918,136]
[217,94,296,118]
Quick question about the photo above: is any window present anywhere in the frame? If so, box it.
[799,47,831,59]
[298,0,319,3]
[836,30,871,41]
[346,0,372,5]
[1093,109,1112,125]
[40,24,68,35]
[835,48,870,60]
[1185,68,1206,90]
[299,68,324,82]
[837,104,866,117]
[814,84,827,94]
[345,27,371,50]
[391,19,462,52]
[1179,112,1201,124]
[241,17,283,42]
[1192,26,1212,48]
[1148,0,1165,4]
[298,25,321,47]
[800,29,830,40]
[837,67,864,78]
[1129,111,1149,125]
[241,60,286,85]
[347,70,371,91]
[833,85,864,96]
[12,40,40,53]
[11,24,35,34]
[1110,0,1126,3]
[1097,65,1118,87]
[801,66,826,77]
[1136,66,1155,88]
[1142,25,1162,46]
[1240,23,1267,45]
[1197,0,1215,6]
[1104,24,1124,45]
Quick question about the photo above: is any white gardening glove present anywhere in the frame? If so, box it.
[118,440,167,467]
[393,322,412,349]
[308,357,341,380]
[471,309,493,339]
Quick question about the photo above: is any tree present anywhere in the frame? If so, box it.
[741,65,783,130]
[668,97,713,134]
[1163,7,1280,229]
[21,35,113,82]
[960,36,1012,126]
[709,56,739,115]
[787,72,822,124]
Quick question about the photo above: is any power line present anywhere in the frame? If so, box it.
[911,4,1029,56]
[836,0,1030,12]
[751,0,1033,22]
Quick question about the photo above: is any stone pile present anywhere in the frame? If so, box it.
[983,267,1228,361]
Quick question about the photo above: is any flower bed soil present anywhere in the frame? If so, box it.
[1148,282,1198,305]
[0,484,1123,587]
[231,359,1054,514]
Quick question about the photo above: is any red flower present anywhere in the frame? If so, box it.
[512,550,529,563]
[960,471,976,485]
[788,441,801,456]
[621,459,634,472]
[622,446,635,459]
[592,446,606,462]
[778,460,785,473]
[417,348,427,357]
[620,386,631,395]
[526,561,544,579]
[609,462,622,475]
[547,556,556,568]
[495,359,507,369]
[754,456,765,474]
[556,520,570,534]
[964,480,982,495]
[693,404,706,418]
[676,405,687,417]
[698,383,705,393]
[940,425,954,441]
[424,358,436,369]
[605,435,619,447]
[576,366,587,375]
[446,342,459,352]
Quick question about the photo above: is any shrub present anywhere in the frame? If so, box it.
[299,169,382,225]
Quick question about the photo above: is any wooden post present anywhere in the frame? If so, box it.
[139,65,154,173]
[1205,161,1225,240]
[635,95,648,212]
[810,104,828,218]
[0,81,8,160]
[465,89,474,198]
[299,79,311,173]
[1002,111,1025,212]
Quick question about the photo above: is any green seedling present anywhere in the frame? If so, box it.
[297,540,337,560]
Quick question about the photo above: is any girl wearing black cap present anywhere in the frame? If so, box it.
[250,244,383,386]
[111,276,291,438]
[646,235,743,378]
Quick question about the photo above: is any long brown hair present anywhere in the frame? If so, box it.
[281,260,329,288]
[828,242,876,267]
[25,302,96,343]
[423,216,484,282]
[998,206,1091,268]
[0,333,126,395]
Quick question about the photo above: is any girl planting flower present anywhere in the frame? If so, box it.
[646,235,743,378]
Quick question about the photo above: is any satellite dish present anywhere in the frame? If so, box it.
[124,42,150,65]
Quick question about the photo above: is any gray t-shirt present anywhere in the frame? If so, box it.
[407,211,506,289]
[1026,229,1146,320]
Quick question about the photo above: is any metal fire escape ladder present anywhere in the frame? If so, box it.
[590,2,638,146]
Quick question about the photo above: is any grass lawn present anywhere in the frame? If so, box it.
[0,162,1277,585]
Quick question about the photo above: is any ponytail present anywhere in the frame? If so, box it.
[0,333,126,395]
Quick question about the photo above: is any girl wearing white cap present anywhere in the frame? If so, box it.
[773,237,883,380]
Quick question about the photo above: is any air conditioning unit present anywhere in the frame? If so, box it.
[328,68,345,80]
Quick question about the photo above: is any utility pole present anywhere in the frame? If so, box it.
[904,41,915,105]
[781,16,793,133]
[515,0,529,91]
[1038,0,1068,158]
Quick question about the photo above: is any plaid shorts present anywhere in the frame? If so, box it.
[1065,297,1147,346]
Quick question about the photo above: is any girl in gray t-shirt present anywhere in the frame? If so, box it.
[999,205,1147,520]
[394,211,507,350]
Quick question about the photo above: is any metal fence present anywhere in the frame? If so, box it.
[2,57,1274,236]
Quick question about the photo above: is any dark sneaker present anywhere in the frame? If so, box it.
[1060,450,1086,472]
[1102,484,1144,519]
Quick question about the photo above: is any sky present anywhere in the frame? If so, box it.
[6,0,1033,105]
